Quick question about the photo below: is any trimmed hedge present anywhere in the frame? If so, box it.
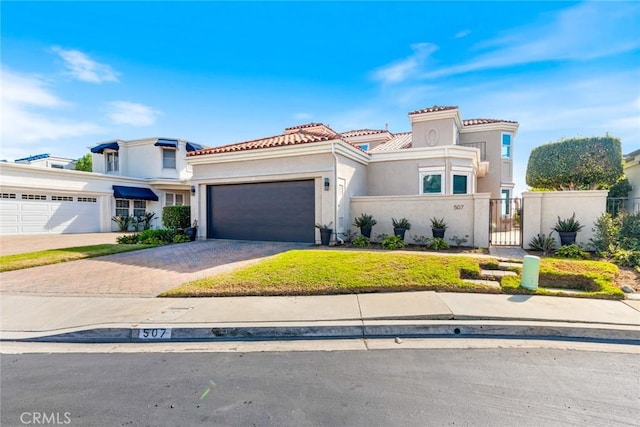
[526,136,623,190]
[162,205,191,229]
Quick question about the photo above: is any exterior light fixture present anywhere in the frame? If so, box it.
[324,178,330,191]
[190,185,196,196]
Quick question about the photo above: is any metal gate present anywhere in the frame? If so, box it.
[489,198,523,246]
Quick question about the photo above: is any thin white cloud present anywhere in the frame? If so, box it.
[423,2,640,79]
[107,101,161,126]
[371,43,438,84]
[0,68,104,159]
[52,46,119,83]
[455,30,471,39]
[293,112,312,120]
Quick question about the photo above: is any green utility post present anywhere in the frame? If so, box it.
[521,255,540,290]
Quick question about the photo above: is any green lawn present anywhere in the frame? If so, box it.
[162,249,625,299]
[0,244,155,272]
[162,250,496,297]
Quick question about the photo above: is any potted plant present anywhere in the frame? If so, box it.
[391,217,411,240]
[186,219,198,241]
[353,213,377,238]
[315,222,333,246]
[430,217,448,239]
[552,213,584,246]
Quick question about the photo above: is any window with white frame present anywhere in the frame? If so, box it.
[452,175,468,194]
[106,151,119,172]
[162,149,176,169]
[419,167,445,194]
[133,200,146,217]
[501,133,512,158]
[115,199,129,217]
[165,193,185,206]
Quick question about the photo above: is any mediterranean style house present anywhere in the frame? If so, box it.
[188,106,518,243]
[0,106,518,245]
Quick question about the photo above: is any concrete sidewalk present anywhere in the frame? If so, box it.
[1,292,639,345]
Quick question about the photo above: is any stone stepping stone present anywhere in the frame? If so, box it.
[480,269,518,278]
[463,279,501,288]
[498,262,523,270]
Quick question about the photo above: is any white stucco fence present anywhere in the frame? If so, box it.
[521,190,608,249]
[350,194,491,247]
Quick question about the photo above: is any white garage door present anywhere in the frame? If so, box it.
[0,192,100,234]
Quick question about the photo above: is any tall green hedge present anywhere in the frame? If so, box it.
[162,205,191,229]
[526,136,623,190]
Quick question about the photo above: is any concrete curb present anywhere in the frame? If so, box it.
[2,320,639,345]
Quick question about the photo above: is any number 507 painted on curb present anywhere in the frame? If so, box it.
[138,328,172,339]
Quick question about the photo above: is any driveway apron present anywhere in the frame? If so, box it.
[0,240,310,297]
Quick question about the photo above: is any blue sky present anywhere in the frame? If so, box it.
[2,1,639,194]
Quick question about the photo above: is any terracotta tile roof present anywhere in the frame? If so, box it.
[408,105,458,115]
[188,128,341,156]
[340,129,391,138]
[370,132,412,152]
[463,118,518,126]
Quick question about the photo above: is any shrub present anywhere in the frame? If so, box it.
[392,218,411,230]
[411,235,431,247]
[162,206,191,230]
[117,234,139,244]
[353,213,377,228]
[590,213,620,255]
[112,214,132,231]
[526,136,624,190]
[352,235,371,248]
[613,250,640,268]
[172,234,191,244]
[449,234,469,248]
[529,233,556,255]
[554,244,589,260]
[381,235,406,250]
[619,211,640,251]
[553,213,584,233]
[138,228,176,245]
[429,237,449,251]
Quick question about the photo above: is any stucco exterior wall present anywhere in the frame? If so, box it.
[337,155,368,234]
[0,163,163,233]
[189,153,336,241]
[460,129,509,198]
[521,190,608,249]
[350,193,491,247]
[625,154,640,200]
[411,118,457,148]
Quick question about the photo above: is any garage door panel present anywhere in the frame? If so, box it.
[0,197,100,235]
[207,180,315,243]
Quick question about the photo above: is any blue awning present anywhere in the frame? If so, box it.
[154,138,179,148]
[91,142,119,154]
[186,142,204,152]
[112,185,158,201]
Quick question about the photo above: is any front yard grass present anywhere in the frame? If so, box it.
[0,244,156,272]
[162,249,626,299]
[161,250,492,297]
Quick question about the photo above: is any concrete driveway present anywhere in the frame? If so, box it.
[0,233,128,256]
[0,240,310,297]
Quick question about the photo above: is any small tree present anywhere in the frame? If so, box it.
[75,153,92,172]
[526,136,623,190]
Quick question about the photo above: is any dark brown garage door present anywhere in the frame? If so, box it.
[206,180,315,243]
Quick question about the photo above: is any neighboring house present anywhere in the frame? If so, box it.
[0,138,204,234]
[187,106,518,243]
[624,149,640,209]
[15,153,77,170]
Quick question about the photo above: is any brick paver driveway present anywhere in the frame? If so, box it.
[0,240,310,297]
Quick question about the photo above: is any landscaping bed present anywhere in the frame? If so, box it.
[161,249,625,299]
